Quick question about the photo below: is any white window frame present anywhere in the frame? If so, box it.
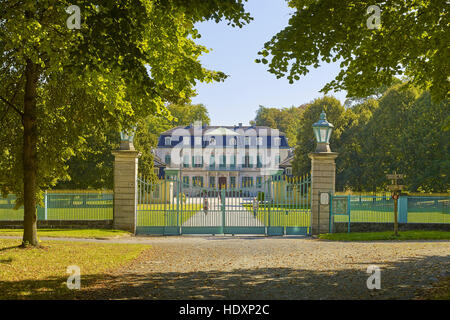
[183,136,190,145]
[165,137,171,146]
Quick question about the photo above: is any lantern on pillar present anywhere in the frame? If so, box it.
[120,125,137,150]
[312,111,334,152]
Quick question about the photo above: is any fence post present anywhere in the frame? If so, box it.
[398,196,408,223]
[44,191,48,220]
[308,152,338,235]
[112,149,141,233]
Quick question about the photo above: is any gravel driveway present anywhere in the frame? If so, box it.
[81,236,450,300]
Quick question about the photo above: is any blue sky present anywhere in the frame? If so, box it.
[191,0,347,126]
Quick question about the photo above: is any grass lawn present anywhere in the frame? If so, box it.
[0,238,150,299]
[137,204,201,226]
[248,208,310,227]
[319,230,450,241]
[334,210,450,224]
[0,228,131,238]
[0,207,112,221]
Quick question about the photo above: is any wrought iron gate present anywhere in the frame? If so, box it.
[136,174,311,235]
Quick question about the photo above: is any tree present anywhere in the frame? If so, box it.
[54,103,212,189]
[292,96,351,190]
[360,84,449,192]
[252,104,307,145]
[257,1,448,102]
[168,103,211,126]
[0,1,251,246]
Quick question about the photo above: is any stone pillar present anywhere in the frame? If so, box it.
[112,150,141,233]
[308,152,338,235]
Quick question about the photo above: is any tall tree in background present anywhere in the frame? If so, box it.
[257,1,448,102]
[292,96,351,189]
[56,103,212,189]
[0,0,250,246]
[251,104,307,145]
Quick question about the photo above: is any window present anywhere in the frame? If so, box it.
[183,176,189,188]
[219,155,226,168]
[209,137,216,145]
[229,137,237,146]
[273,137,281,147]
[243,155,252,168]
[209,176,215,188]
[275,155,281,165]
[165,137,171,146]
[183,155,189,168]
[230,177,236,189]
[256,177,262,187]
[194,155,203,168]
[257,155,263,168]
[245,137,250,146]
[183,136,190,145]
[193,176,203,187]
[209,155,215,168]
[165,154,171,165]
[257,137,263,146]
[286,168,292,175]
[242,177,253,187]
[230,155,236,168]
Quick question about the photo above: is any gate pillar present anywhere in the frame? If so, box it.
[308,152,338,235]
[112,148,141,233]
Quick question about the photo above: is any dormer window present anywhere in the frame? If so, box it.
[209,137,216,145]
[165,137,171,146]
[274,137,281,147]
[183,136,190,145]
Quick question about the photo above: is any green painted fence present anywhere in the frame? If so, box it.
[0,191,113,221]
[332,195,450,227]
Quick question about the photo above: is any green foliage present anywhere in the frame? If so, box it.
[55,103,212,189]
[292,96,350,187]
[258,1,449,102]
[0,1,249,198]
[292,85,449,193]
[251,104,308,145]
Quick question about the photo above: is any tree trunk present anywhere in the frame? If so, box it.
[22,59,39,247]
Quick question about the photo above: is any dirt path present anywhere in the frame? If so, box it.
[77,236,450,300]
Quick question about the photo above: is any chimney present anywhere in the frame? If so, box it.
[238,123,243,128]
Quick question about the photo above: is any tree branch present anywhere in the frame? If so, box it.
[0,95,23,116]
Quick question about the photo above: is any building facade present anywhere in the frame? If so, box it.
[155,122,290,194]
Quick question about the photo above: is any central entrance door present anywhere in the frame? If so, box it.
[218,177,227,189]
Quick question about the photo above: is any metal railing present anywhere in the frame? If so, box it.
[0,191,113,221]
[331,195,450,226]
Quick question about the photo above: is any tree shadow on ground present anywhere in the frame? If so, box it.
[1,254,448,300]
